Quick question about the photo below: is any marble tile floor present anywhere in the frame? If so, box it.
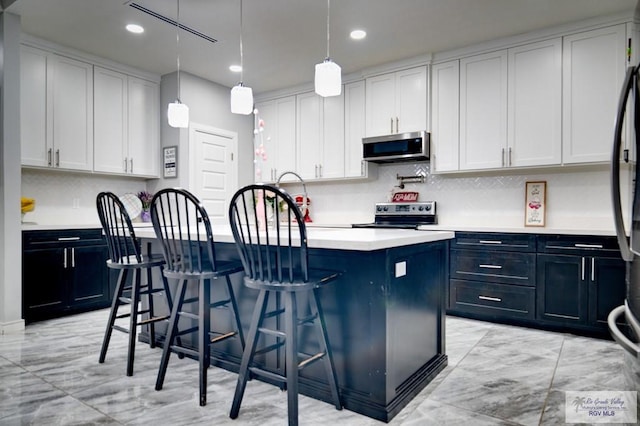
[0,309,631,426]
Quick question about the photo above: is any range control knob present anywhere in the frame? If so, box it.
[425,205,431,211]
[418,206,424,211]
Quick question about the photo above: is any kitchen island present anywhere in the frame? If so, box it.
[135,226,454,422]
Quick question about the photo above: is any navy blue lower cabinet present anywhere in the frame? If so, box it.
[536,253,625,330]
[536,235,626,334]
[448,232,537,323]
[22,229,111,323]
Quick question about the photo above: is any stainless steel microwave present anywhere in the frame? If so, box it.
[362,131,430,163]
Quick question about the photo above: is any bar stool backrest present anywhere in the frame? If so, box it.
[228,184,309,284]
[150,188,218,274]
[96,191,142,264]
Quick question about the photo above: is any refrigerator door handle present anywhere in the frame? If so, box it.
[611,65,637,262]
[608,304,640,358]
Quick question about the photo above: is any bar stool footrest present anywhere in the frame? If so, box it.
[298,351,326,370]
[248,366,286,385]
[209,331,236,344]
[253,341,284,357]
[139,315,170,325]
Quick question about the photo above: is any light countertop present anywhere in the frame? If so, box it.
[133,225,455,252]
[21,220,618,237]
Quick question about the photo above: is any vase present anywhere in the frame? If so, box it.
[140,210,151,223]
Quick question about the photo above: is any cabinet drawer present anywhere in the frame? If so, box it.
[23,229,105,249]
[451,249,536,286]
[537,235,620,257]
[452,232,536,252]
[449,279,535,319]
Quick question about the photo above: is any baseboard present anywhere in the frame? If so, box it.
[0,319,25,334]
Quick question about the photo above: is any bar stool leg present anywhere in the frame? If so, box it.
[230,289,269,419]
[146,267,156,349]
[199,278,212,406]
[156,279,187,391]
[99,268,128,364]
[310,289,341,410]
[284,292,299,426]
[126,269,141,376]
[225,275,245,349]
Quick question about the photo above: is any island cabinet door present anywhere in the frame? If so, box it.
[22,247,67,321]
[69,244,110,309]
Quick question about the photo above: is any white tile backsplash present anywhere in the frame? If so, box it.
[21,169,147,225]
[289,162,631,233]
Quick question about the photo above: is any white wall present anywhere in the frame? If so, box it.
[150,71,254,195]
[0,12,24,333]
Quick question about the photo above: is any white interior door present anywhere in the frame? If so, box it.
[189,124,238,225]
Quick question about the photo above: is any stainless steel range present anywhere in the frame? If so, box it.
[352,202,437,229]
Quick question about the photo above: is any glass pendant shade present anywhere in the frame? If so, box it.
[315,59,342,97]
[167,101,189,128]
[230,84,254,115]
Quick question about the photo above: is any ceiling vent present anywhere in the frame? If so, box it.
[129,2,218,44]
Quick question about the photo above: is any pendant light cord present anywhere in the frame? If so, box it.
[176,0,181,102]
[239,0,244,84]
[325,0,331,60]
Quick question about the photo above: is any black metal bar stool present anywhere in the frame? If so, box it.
[150,188,245,407]
[96,191,173,376]
[228,184,342,426]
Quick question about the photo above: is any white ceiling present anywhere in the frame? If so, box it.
[6,0,639,94]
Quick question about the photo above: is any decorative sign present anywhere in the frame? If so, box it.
[392,192,419,202]
[525,181,546,227]
[163,146,178,178]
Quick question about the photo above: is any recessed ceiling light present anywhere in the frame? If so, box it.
[229,65,242,73]
[350,29,366,40]
[126,24,144,34]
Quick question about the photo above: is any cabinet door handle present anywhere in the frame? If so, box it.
[315,165,318,178]
[71,248,75,268]
[58,237,80,241]
[479,264,502,269]
[591,258,595,281]
[63,248,67,269]
[581,257,585,281]
[55,149,60,167]
[124,158,128,172]
[319,164,322,177]
[508,147,512,166]
[390,117,394,133]
[395,117,399,133]
[501,148,505,167]
[130,158,134,173]
[361,160,364,176]
[479,295,502,302]
[47,148,52,166]
[479,240,502,245]
[574,243,603,249]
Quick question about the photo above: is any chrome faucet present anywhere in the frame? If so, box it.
[275,171,308,218]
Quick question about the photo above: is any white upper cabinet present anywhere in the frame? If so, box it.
[431,60,460,172]
[508,38,562,167]
[21,45,94,171]
[344,80,375,178]
[366,66,428,137]
[94,68,160,177]
[127,76,160,177]
[296,91,345,181]
[562,24,626,164]
[254,96,297,182]
[459,50,508,170]
[94,67,127,175]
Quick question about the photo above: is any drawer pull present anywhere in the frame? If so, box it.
[479,295,502,302]
[574,243,603,249]
[479,264,502,269]
[479,240,502,245]
[58,237,81,241]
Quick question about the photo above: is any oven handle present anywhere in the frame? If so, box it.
[608,303,640,358]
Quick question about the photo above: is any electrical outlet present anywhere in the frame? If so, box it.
[72,198,80,209]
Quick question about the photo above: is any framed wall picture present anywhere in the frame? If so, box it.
[163,146,178,178]
[525,181,546,227]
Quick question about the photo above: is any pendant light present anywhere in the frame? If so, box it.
[167,0,189,128]
[230,0,253,114]
[314,0,341,97]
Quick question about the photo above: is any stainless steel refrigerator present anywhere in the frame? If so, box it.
[609,61,640,395]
